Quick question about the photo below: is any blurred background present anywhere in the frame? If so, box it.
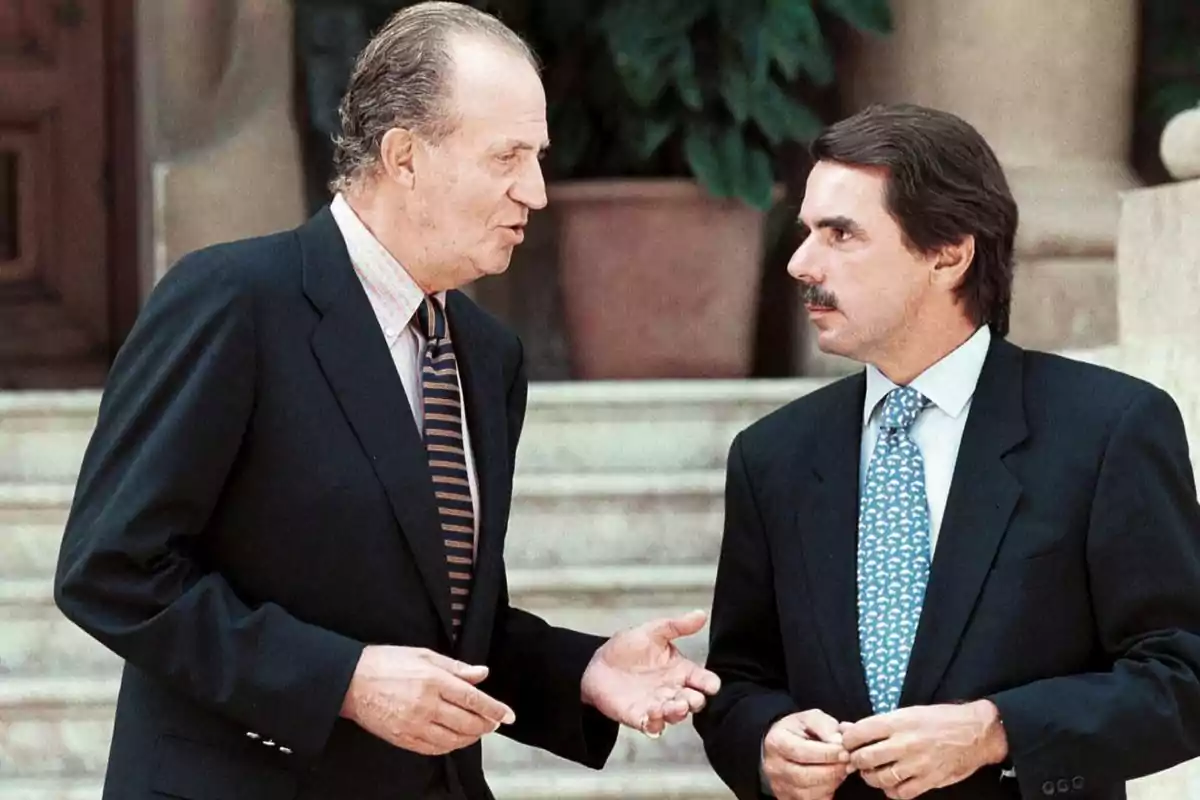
[2,1,1200,798]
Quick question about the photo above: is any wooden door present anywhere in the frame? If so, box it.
[0,0,135,388]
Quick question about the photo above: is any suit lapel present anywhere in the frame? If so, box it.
[445,293,509,654]
[299,209,454,639]
[900,338,1027,706]
[796,373,875,720]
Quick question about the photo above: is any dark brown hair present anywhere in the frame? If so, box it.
[811,103,1018,337]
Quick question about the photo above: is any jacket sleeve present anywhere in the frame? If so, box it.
[989,386,1200,796]
[693,433,799,799]
[54,252,364,758]
[478,335,619,768]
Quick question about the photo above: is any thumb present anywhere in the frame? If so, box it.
[797,710,844,745]
[421,651,489,683]
[649,609,708,643]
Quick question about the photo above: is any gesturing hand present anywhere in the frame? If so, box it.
[580,609,721,736]
[761,709,854,800]
[340,645,515,755]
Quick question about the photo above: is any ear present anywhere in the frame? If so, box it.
[931,234,975,289]
[379,127,417,187]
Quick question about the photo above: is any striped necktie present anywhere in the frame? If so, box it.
[413,297,474,635]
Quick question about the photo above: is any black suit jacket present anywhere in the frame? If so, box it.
[54,208,618,799]
[694,337,1200,799]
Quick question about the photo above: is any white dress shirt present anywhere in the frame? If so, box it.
[860,325,991,552]
[329,193,480,549]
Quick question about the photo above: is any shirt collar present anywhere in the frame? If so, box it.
[863,325,992,426]
[330,192,445,338]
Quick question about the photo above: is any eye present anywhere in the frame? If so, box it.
[497,151,520,164]
[830,226,852,243]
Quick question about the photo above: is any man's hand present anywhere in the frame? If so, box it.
[762,710,854,800]
[841,700,1009,799]
[580,609,721,736]
[340,645,515,755]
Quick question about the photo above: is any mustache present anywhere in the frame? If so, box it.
[801,283,838,310]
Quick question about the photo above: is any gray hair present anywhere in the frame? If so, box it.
[329,1,537,193]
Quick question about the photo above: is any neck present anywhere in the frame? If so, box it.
[871,316,980,386]
[342,183,446,295]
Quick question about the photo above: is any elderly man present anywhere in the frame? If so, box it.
[54,4,718,799]
[694,103,1200,799]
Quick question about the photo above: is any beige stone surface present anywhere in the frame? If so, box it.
[1114,179,1200,468]
[141,0,307,278]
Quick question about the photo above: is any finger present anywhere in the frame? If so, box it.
[641,705,666,736]
[684,664,722,695]
[772,729,849,765]
[434,701,503,737]
[660,696,692,725]
[797,709,844,745]
[841,714,894,751]
[439,677,516,725]
[647,609,708,643]
[417,650,490,683]
[679,687,708,713]
[850,738,903,771]
[769,761,850,792]
[407,721,476,755]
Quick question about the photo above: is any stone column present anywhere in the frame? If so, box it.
[139,0,307,281]
[1115,107,1200,799]
[802,0,1138,375]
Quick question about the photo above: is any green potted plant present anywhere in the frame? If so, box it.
[510,0,892,379]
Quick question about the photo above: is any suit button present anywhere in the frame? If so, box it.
[245,732,260,740]
[1042,780,1056,796]
[1073,776,1085,791]
[279,746,293,755]
[1057,779,1071,794]
[263,740,276,747]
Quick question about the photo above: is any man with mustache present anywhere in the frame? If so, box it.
[53,4,718,798]
[694,103,1200,799]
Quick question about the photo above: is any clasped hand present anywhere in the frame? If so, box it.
[762,702,1009,800]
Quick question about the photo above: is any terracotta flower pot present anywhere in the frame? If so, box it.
[550,179,769,380]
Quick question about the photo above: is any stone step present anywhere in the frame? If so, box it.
[0,380,821,483]
[0,767,734,800]
[0,393,97,484]
[0,566,716,780]
[0,566,715,678]
[0,472,725,580]
[0,677,117,781]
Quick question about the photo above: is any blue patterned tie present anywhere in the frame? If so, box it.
[857,386,932,714]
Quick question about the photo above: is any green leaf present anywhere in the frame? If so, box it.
[765,1,834,85]
[627,116,678,161]
[671,41,704,111]
[719,61,753,124]
[684,124,734,199]
[742,143,776,210]
[739,23,772,87]
[750,81,825,144]
[820,0,893,35]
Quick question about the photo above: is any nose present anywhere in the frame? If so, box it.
[511,155,547,211]
[786,234,823,284]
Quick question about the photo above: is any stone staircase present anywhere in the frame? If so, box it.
[4,374,1198,799]
[0,380,825,799]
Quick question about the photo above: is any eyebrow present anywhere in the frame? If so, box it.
[798,215,863,234]
[502,139,551,155]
